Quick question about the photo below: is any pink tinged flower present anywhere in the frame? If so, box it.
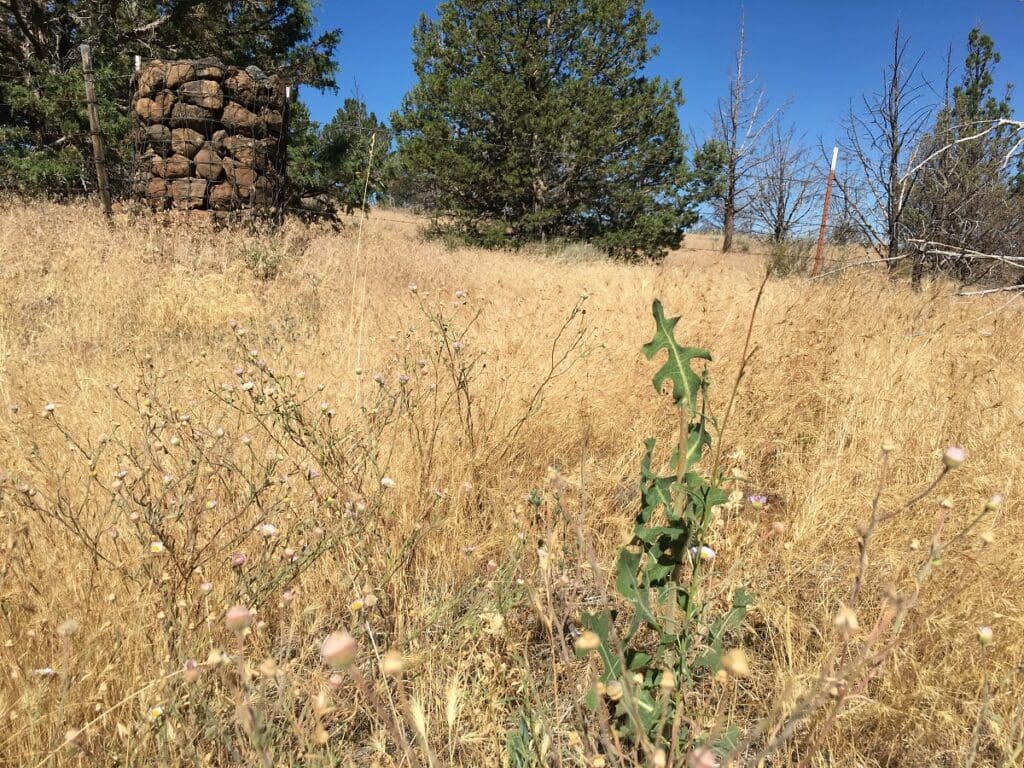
[408,283,418,294]
[321,630,358,669]
[452,340,464,350]
[230,552,247,569]
[258,523,278,539]
[748,494,767,508]
[398,374,410,384]
[942,446,966,469]
[306,467,321,480]
[199,581,214,594]
[240,381,255,391]
[225,605,253,632]
[977,626,994,646]
[455,290,465,299]
[687,747,720,768]
[373,374,385,385]
[985,494,1003,512]
[183,659,200,683]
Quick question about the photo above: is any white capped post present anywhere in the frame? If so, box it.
[812,146,839,277]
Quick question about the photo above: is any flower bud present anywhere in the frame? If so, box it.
[977,626,994,646]
[942,446,965,469]
[687,746,720,768]
[183,659,200,683]
[225,605,252,633]
[321,630,357,669]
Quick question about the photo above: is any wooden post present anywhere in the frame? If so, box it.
[79,44,112,216]
[811,146,838,277]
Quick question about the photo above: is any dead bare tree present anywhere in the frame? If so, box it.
[833,23,932,270]
[748,123,817,242]
[704,11,780,252]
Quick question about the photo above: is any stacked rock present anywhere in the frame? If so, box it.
[131,57,287,213]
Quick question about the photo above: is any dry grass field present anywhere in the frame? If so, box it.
[0,201,1022,767]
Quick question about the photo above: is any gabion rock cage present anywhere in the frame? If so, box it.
[131,57,287,216]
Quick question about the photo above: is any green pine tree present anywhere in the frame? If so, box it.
[391,0,704,260]
[905,26,1018,281]
[285,97,391,216]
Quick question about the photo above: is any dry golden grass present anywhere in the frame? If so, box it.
[0,200,1022,767]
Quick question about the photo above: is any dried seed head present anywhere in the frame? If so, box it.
[575,630,601,653]
[721,648,751,678]
[605,680,624,701]
[659,668,676,690]
[834,606,860,636]
[381,650,406,676]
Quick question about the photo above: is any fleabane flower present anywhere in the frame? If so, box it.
[689,545,716,562]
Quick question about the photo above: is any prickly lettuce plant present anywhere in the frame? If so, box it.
[579,300,753,755]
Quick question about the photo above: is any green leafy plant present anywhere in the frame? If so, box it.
[578,299,754,757]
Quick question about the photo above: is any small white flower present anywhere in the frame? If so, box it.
[258,523,278,539]
[240,381,255,392]
[689,546,716,562]
[380,477,396,489]
[149,541,166,555]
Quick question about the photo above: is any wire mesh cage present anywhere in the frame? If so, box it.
[130,57,287,220]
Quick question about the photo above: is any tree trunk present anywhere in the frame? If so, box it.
[911,255,924,288]
[722,175,736,252]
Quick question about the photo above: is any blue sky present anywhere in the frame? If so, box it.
[302,0,1023,150]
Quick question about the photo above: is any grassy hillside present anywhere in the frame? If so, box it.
[0,202,1021,767]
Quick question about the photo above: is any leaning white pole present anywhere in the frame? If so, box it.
[811,146,839,277]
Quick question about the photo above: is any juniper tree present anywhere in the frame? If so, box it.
[287,97,392,216]
[391,0,707,260]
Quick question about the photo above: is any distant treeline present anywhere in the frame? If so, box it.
[2,1,1022,278]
